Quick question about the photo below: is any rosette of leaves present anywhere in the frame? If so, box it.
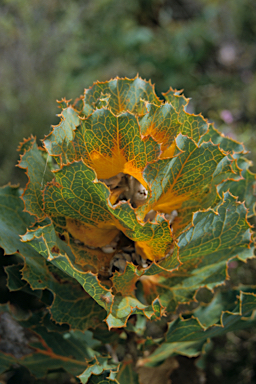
[0,77,256,383]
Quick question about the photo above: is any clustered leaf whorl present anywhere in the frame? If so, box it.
[10,77,256,327]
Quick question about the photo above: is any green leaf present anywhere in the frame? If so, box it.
[43,106,81,164]
[139,102,181,153]
[49,279,106,330]
[140,340,207,367]
[5,264,29,291]
[43,161,114,229]
[83,76,161,116]
[137,134,234,233]
[5,263,41,298]
[78,356,118,384]
[177,192,252,270]
[21,245,107,331]
[140,192,253,311]
[163,88,208,142]
[218,157,256,217]
[141,291,256,366]
[0,185,35,255]
[18,138,53,219]
[167,291,256,343]
[162,87,189,112]
[199,124,245,154]
[111,263,144,296]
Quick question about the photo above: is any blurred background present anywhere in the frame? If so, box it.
[0,1,256,383]
[0,0,256,186]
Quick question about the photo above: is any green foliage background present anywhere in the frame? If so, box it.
[1,0,256,185]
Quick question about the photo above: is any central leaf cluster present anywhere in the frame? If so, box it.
[16,77,254,327]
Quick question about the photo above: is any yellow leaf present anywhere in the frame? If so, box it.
[66,218,119,248]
